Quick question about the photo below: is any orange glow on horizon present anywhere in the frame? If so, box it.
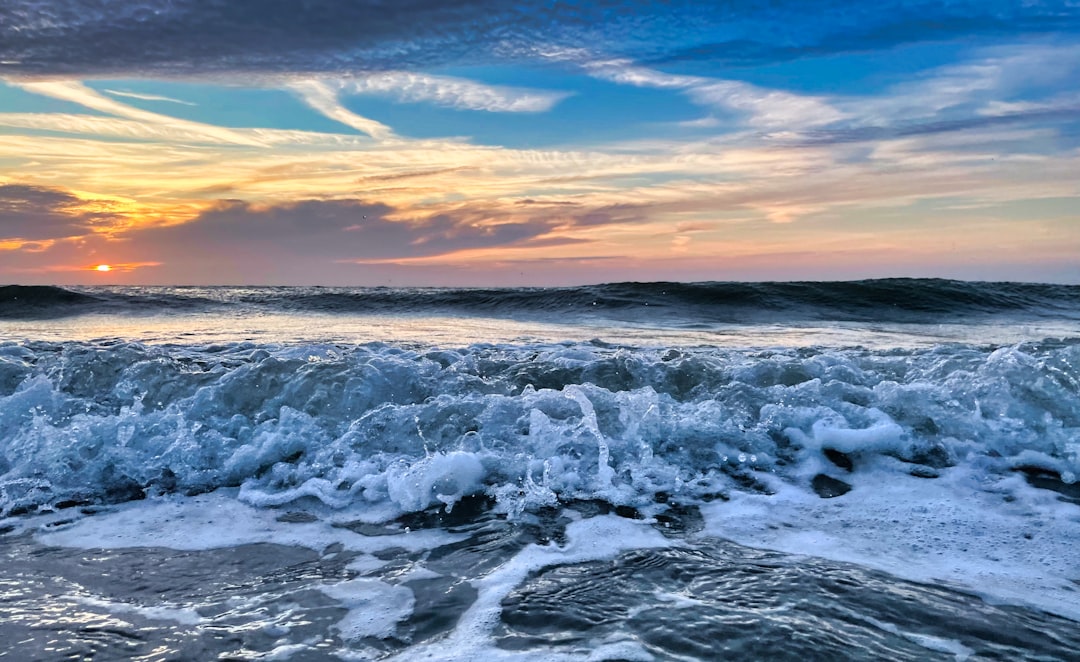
[95,264,112,272]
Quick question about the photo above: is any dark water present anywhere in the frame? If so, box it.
[4,504,1078,661]
[3,279,1079,323]
[1,280,1078,660]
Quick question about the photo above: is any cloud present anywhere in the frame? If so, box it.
[3,1,1077,77]
[845,43,1080,126]
[587,41,1080,141]
[0,183,109,242]
[83,194,658,283]
[0,192,637,283]
[0,0,650,76]
[356,167,477,183]
[103,89,195,105]
[0,112,250,144]
[582,58,700,89]
[795,105,1080,147]
[676,116,722,129]
[123,197,589,266]
[637,7,1080,68]
[286,73,568,141]
[38,260,163,274]
[584,58,845,129]
[288,80,394,140]
[335,72,570,112]
[13,80,265,146]
[782,42,1080,146]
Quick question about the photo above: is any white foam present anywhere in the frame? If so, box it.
[392,565,442,582]
[346,555,391,574]
[385,451,486,512]
[264,640,322,661]
[386,514,674,662]
[319,578,415,641]
[699,467,1080,621]
[796,409,907,455]
[585,640,656,661]
[71,595,204,625]
[33,490,467,556]
[864,616,974,661]
[4,338,1079,526]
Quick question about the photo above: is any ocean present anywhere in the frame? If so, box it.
[1,279,1078,661]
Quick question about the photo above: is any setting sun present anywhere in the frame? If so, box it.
[95,264,111,272]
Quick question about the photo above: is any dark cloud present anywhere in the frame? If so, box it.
[644,13,1080,67]
[573,204,645,227]
[2,1,1077,78]
[0,184,102,241]
[516,199,581,207]
[0,0,666,76]
[122,198,592,273]
[356,167,476,183]
[0,188,631,282]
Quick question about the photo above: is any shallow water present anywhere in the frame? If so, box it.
[4,498,1078,661]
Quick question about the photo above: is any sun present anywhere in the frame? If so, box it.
[95,264,112,272]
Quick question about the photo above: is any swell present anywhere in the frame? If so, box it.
[0,285,217,319]
[2,279,1078,323]
[202,279,1080,321]
[0,285,101,319]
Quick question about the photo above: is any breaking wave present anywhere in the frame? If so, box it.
[2,337,1077,518]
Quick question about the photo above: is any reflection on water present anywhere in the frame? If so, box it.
[4,310,1079,349]
[4,505,1078,662]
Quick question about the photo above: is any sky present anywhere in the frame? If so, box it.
[1,1,1079,286]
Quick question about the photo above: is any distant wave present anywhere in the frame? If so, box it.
[265,279,1080,322]
[0,285,101,319]
[0,285,218,319]
[2,279,1078,323]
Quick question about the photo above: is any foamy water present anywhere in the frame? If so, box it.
[2,281,1078,660]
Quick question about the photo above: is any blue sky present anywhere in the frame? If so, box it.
[1,1,1078,285]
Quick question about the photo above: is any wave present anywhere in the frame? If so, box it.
[0,285,101,318]
[1,337,1077,518]
[2,279,1078,323]
[178,279,1080,322]
[0,285,218,319]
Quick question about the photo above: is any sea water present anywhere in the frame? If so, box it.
[1,280,1078,660]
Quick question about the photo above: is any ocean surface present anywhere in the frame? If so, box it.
[1,279,1079,661]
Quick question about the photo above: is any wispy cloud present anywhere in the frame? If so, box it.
[13,80,265,146]
[842,43,1080,125]
[287,80,394,140]
[584,58,845,129]
[285,72,568,141]
[336,72,570,112]
[590,41,1080,142]
[0,112,246,144]
[103,89,195,105]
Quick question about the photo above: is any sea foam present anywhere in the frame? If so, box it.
[2,339,1078,520]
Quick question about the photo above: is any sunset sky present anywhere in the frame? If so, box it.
[1,1,1079,285]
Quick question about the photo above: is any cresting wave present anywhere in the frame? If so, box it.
[1,338,1077,519]
[3,279,1080,322]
